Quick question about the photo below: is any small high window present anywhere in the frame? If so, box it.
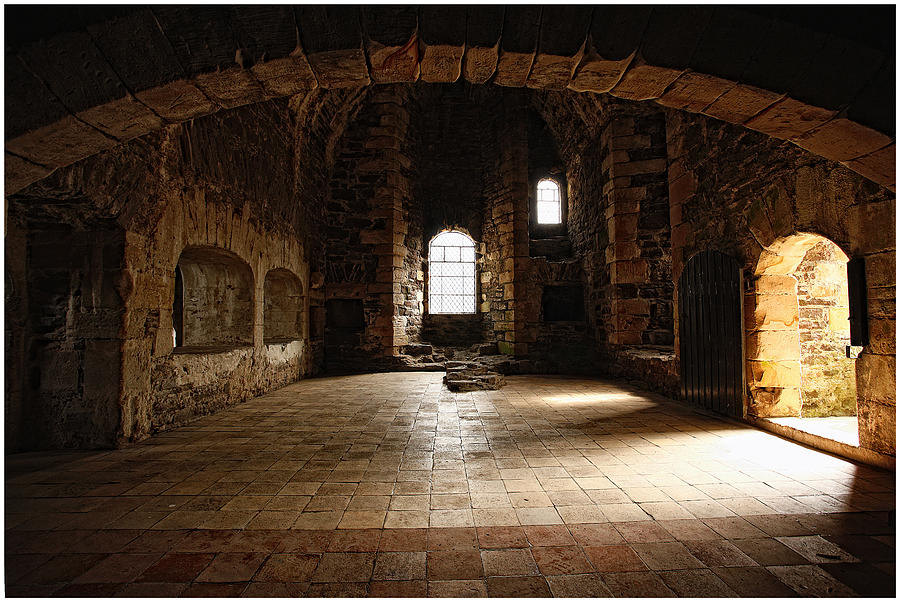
[536,178,562,224]
[429,231,476,314]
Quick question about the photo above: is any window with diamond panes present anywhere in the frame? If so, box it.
[536,178,562,224]
[429,231,476,314]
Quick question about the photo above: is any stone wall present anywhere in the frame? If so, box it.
[325,86,416,370]
[667,108,895,455]
[795,241,857,417]
[6,99,324,449]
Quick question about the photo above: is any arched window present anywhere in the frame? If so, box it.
[536,178,562,224]
[429,231,476,314]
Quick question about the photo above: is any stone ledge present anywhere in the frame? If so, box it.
[747,415,895,471]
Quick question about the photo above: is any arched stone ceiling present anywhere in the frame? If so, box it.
[5,5,895,195]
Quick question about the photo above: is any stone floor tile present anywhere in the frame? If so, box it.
[632,541,705,570]
[556,504,606,524]
[732,538,812,566]
[245,511,299,530]
[16,553,107,585]
[547,490,592,506]
[195,551,267,582]
[115,582,189,597]
[509,491,552,507]
[384,510,430,529]
[481,549,540,576]
[346,495,390,512]
[71,553,161,583]
[703,516,768,539]
[292,511,342,530]
[614,520,676,543]
[767,564,858,596]
[569,523,624,546]
[305,495,351,512]
[600,571,675,597]
[516,506,563,525]
[240,582,309,597]
[135,552,215,582]
[430,509,474,528]
[685,539,758,567]
[390,495,429,511]
[485,575,551,597]
[711,566,799,597]
[431,494,471,510]
[373,551,427,580]
[368,579,427,597]
[427,527,477,550]
[311,552,375,582]
[180,581,249,596]
[253,553,319,582]
[327,528,382,552]
[476,526,528,549]
[52,582,125,597]
[531,545,593,575]
[379,528,427,551]
[820,562,897,597]
[546,573,612,596]
[658,568,739,597]
[775,535,860,564]
[657,518,721,541]
[426,579,487,597]
[582,545,647,572]
[305,581,368,596]
[823,534,897,563]
[427,549,484,580]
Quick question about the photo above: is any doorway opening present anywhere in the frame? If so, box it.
[747,233,858,445]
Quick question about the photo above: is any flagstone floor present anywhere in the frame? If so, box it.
[5,372,895,597]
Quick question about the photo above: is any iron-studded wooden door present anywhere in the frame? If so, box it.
[678,250,744,417]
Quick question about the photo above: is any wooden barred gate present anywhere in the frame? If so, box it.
[678,250,744,418]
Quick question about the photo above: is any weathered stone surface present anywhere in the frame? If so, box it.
[461,6,503,84]
[297,6,370,88]
[656,73,733,113]
[493,6,540,87]
[793,119,893,163]
[744,97,838,140]
[362,6,420,84]
[5,114,117,170]
[525,7,591,90]
[748,386,802,418]
[193,68,266,110]
[419,6,466,83]
[843,144,895,190]
[4,153,52,196]
[702,84,783,125]
[251,56,318,98]
[568,6,648,93]
[609,58,683,101]
[133,80,217,122]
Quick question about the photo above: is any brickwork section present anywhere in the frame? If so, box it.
[795,242,857,417]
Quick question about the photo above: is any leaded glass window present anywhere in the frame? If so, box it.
[536,178,562,224]
[429,231,476,314]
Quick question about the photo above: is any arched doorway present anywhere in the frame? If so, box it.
[747,233,859,444]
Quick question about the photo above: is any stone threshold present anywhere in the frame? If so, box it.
[747,415,895,471]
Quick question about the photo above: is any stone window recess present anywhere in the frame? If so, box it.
[325,298,365,345]
[542,285,586,322]
[264,269,305,344]
[173,246,254,350]
[536,178,562,224]
[428,231,476,314]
